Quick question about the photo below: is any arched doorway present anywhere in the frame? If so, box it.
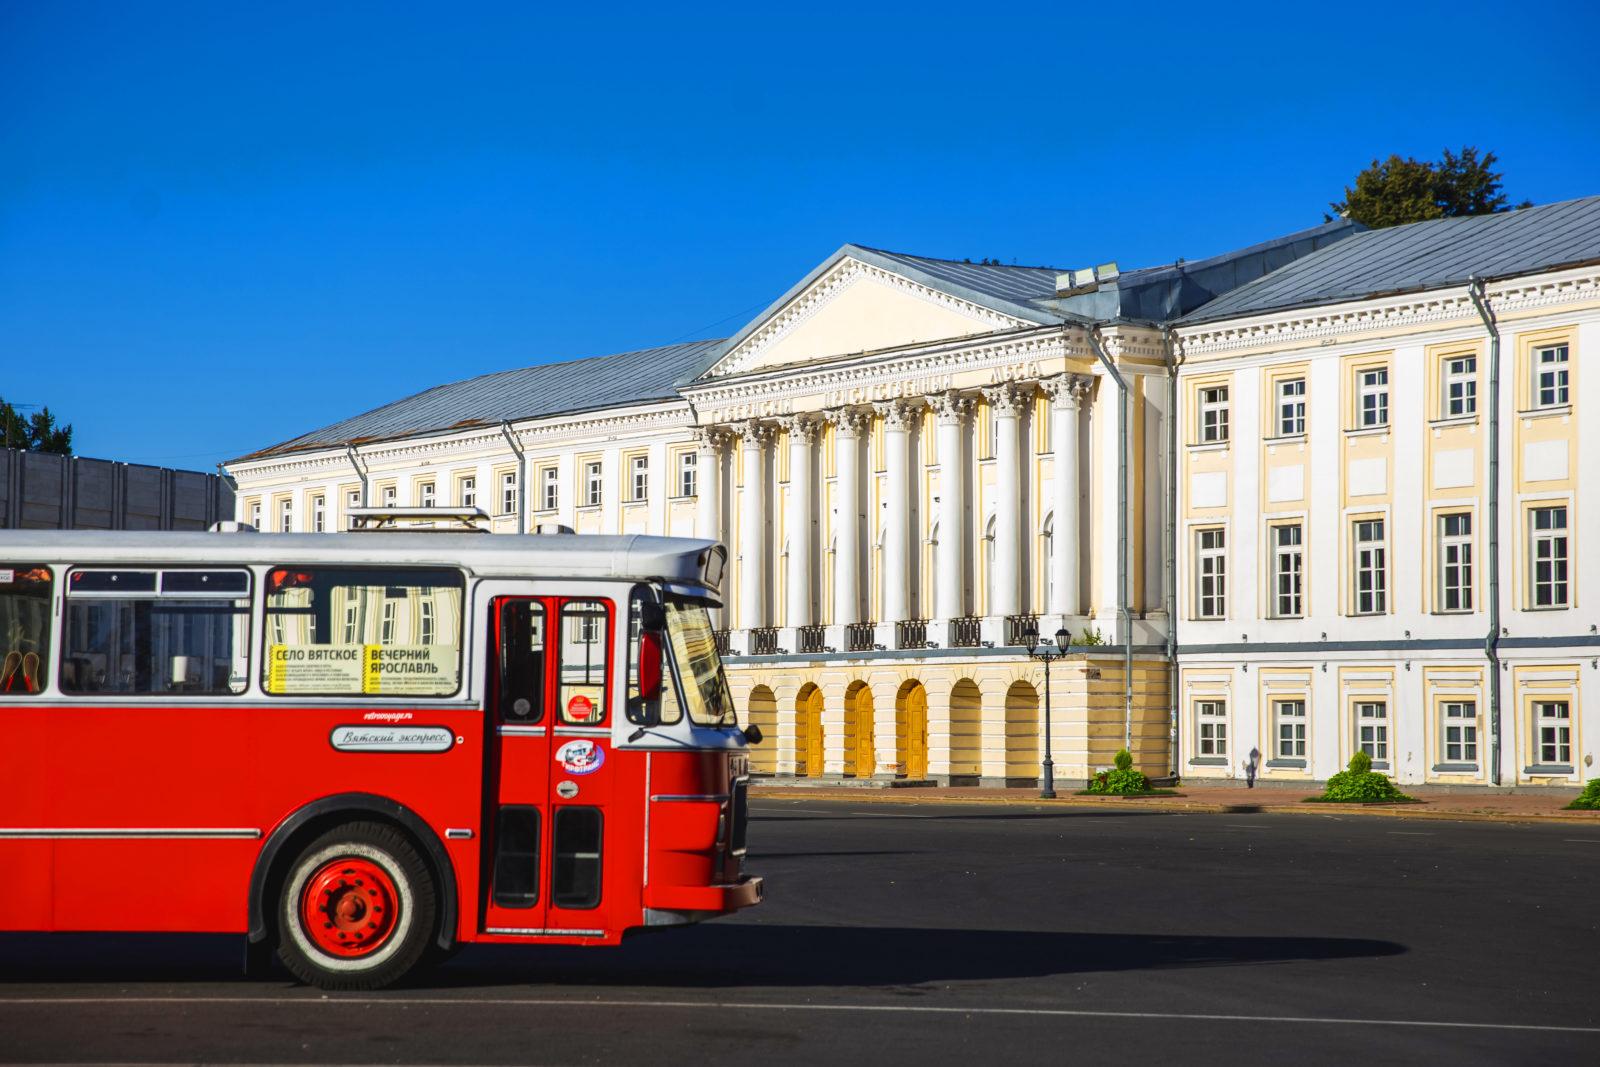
[1005,680,1041,783]
[746,686,778,775]
[896,680,929,780]
[794,683,825,778]
[949,679,982,779]
[844,681,875,778]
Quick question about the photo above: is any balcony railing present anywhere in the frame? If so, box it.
[845,621,877,653]
[949,615,982,648]
[749,627,779,655]
[895,619,928,650]
[1004,614,1040,647]
[713,629,731,656]
[798,624,827,655]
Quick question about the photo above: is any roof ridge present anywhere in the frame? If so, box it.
[847,243,1066,272]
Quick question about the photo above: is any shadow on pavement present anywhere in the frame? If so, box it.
[0,925,1405,989]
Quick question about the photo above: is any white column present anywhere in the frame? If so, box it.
[926,391,973,634]
[984,383,1026,622]
[875,400,916,646]
[1043,375,1090,619]
[784,415,819,631]
[825,407,869,642]
[693,427,726,542]
[736,421,773,641]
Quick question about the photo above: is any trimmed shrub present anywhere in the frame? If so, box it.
[1567,778,1600,811]
[1087,766,1149,796]
[1315,752,1412,803]
[1113,748,1134,772]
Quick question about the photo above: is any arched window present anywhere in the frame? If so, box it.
[1042,512,1054,610]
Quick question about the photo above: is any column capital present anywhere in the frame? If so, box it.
[1040,374,1093,409]
[734,419,777,446]
[923,390,974,425]
[872,399,919,431]
[782,413,821,444]
[981,382,1030,418]
[823,406,871,439]
[691,425,733,452]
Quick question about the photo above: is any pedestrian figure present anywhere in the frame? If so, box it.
[1244,747,1260,789]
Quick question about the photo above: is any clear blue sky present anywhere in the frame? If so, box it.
[4,1,1598,470]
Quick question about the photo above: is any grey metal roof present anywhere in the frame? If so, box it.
[1183,196,1600,324]
[236,339,725,462]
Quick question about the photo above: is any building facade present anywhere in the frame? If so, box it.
[228,199,1600,789]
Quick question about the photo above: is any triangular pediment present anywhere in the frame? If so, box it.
[701,248,1048,380]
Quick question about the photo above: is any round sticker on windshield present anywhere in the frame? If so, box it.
[557,739,605,776]
[566,694,595,722]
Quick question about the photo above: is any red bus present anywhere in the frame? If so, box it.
[0,527,760,988]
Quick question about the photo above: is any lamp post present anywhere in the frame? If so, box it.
[1024,622,1070,799]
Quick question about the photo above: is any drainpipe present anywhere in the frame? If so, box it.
[344,444,369,506]
[500,421,526,535]
[1467,278,1502,786]
[1085,325,1133,751]
[1161,325,1181,775]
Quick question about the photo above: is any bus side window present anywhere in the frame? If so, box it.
[498,601,545,723]
[0,566,51,696]
[558,600,608,725]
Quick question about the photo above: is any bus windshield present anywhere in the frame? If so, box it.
[663,597,735,727]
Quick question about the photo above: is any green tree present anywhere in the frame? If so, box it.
[1330,147,1527,229]
[0,397,73,455]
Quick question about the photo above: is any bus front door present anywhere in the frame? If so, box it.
[482,596,551,935]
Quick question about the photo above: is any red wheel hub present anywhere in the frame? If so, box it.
[299,857,400,958]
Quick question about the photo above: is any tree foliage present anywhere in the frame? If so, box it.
[1330,147,1528,229]
[0,397,73,455]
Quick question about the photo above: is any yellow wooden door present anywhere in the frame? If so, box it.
[899,685,928,780]
[852,688,875,778]
[802,688,825,777]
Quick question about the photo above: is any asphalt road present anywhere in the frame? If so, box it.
[3,799,1598,1066]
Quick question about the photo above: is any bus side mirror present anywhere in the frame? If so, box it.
[743,724,763,745]
[638,630,664,705]
[639,600,666,633]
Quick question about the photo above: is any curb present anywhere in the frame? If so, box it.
[748,785,1600,825]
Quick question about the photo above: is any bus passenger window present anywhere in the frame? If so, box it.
[0,566,51,696]
[558,600,608,725]
[626,590,681,726]
[497,601,545,723]
[552,807,602,909]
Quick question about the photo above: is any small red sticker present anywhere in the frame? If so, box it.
[567,694,595,721]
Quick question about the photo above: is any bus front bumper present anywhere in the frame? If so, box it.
[643,875,763,915]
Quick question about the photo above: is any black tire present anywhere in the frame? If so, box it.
[274,821,437,990]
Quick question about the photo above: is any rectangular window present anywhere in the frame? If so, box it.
[311,495,326,533]
[62,569,251,696]
[1353,519,1387,615]
[1530,506,1570,608]
[541,467,558,512]
[552,807,603,910]
[249,501,262,529]
[1357,700,1389,763]
[496,599,546,723]
[1535,700,1571,765]
[346,489,361,512]
[1443,355,1477,418]
[1535,344,1569,408]
[678,450,697,498]
[1357,366,1389,427]
[500,472,518,517]
[1437,513,1473,612]
[0,566,52,696]
[1196,700,1227,757]
[381,484,397,508]
[279,499,293,533]
[630,455,648,502]
[459,476,476,509]
[1442,700,1478,764]
[491,806,541,909]
[262,567,464,697]
[418,482,436,508]
[558,599,609,724]
[585,461,603,507]
[1277,377,1306,437]
[1275,699,1307,759]
[1199,386,1229,443]
[1195,527,1226,619]
[1272,524,1303,618]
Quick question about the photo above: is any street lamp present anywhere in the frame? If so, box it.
[1023,621,1071,799]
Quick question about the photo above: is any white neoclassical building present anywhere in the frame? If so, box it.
[229,197,1600,789]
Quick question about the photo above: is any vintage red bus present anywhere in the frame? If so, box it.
[0,527,760,988]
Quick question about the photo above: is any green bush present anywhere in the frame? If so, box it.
[1566,778,1600,811]
[1087,766,1149,795]
[1077,626,1105,647]
[1315,752,1412,803]
[1113,747,1134,772]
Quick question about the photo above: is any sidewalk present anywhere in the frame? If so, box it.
[749,780,1600,824]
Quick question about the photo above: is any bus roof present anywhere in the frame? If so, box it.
[0,530,724,590]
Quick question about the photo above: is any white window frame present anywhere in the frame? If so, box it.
[381,484,397,508]
[311,494,326,533]
[1443,355,1477,418]
[1275,699,1306,760]
[1437,512,1473,613]
[540,466,558,512]
[1195,527,1226,620]
[1198,386,1230,443]
[585,461,603,508]
[1357,700,1389,764]
[1353,518,1387,616]
[249,501,262,529]
[418,481,436,509]
[1534,344,1569,409]
[677,450,697,498]
[1529,506,1570,609]
[278,498,293,533]
[1442,700,1478,765]
[1357,366,1389,427]
[459,477,476,509]
[1535,700,1571,766]
[630,454,648,503]
[1196,700,1227,757]
[500,472,518,517]
[1271,523,1303,618]
[1276,377,1306,437]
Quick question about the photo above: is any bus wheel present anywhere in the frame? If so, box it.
[276,821,437,990]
